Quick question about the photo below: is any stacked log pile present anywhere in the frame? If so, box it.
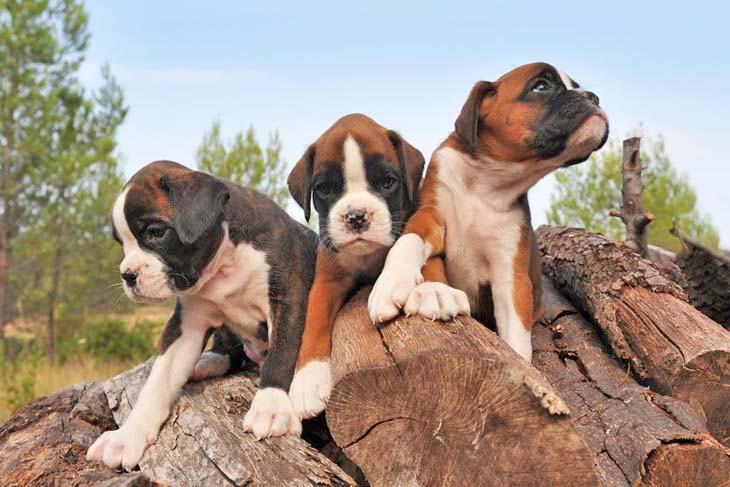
[1,226,729,486]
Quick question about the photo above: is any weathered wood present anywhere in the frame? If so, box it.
[534,280,730,486]
[326,289,597,487]
[672,224,730,328]
[0,381,158,486]
[0,364,354,486]
[609,137,654,257]
[104,361,355,486]
[537,225,730,446]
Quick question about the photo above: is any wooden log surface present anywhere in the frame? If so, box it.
[326,289,597,487]
[672,228,730,329]
[534,279,730,486]
[537,226,730,446]
[0,362,354,487]
[0,381,157,486]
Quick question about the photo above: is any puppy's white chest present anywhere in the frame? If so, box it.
[196,242,272,341]
[437,173,523,303]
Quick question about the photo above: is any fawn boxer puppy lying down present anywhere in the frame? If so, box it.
[286,113,425,419]
[87,161,318,471]
[368,62,609,361]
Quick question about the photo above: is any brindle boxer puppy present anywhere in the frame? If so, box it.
[87,161,317,471]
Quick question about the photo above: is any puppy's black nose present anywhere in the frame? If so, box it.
[345,209,369,232]
[582,90,600,106]
[122,271,138,287]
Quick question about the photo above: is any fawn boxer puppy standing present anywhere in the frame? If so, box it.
[368,62,609,361]
[287,113,425,419]
[87,161,318,471]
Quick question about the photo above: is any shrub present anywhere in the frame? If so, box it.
[57,317,160,363]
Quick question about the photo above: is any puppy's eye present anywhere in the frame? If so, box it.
[144,223,168,241]
[379,176,399,192]
[531,80,550,92]
[314,183,333,199]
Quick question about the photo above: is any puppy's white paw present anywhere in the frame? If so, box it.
[190,351,231,381]
[243,387,302,440]
[289,361,332,419]
[368,267,423,324]
[86,423,156,471]
[404,282,471,321]
[368,234,428,323]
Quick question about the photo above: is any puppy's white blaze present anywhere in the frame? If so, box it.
[289,360,332,419]
[328,134,393,248]
[343,135,367,192]
[556,69,576,90]
[243,387,302,439]
[112,187,170,301]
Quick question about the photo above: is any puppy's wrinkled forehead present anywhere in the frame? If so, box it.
[120,161,191,223]
[495,62,580,96]
[311,114,399,171]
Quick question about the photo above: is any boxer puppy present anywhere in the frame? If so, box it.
[287,113,425,419]
[368,62,609,361]
[87,161,317,471]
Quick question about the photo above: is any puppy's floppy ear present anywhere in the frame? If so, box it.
[288,145,314,222]
[388,130,425,208]
[454,80,496,153]
[160,172,230,245]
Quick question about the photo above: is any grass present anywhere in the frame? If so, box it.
[0,303,171,424]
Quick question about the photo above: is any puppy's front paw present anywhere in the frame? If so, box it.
[289,360,332,419]
[404,282,471,321]
[368,267,423,324]
[243,388,302,440]
[86,424,155,471]
[190,351,231,381]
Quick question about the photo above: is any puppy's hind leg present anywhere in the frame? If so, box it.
[190,326,243,381]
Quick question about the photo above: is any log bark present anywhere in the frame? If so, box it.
[537,225,730,446]
[0,363,355,486]
[609,137,654,257]
[671,224,730,329]
[326,289,597,487]
[533,279,730,486]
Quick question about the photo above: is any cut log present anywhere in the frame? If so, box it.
[0,364,355,487]
[326,289,597,487]
[537,225,730,446]
[0,382,157,486]
[671,224,730,329]
[533,280,730,486]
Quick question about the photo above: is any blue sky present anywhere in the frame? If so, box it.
[81,1,730,246]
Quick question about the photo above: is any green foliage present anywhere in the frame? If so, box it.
[57,317,160,363]
[1,0,129,352]
[196,120,289,206]
[547,134,720,252]
[0,339,41,412]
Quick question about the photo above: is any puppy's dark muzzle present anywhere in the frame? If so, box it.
[581,90,599,106]
[345,209,370,233]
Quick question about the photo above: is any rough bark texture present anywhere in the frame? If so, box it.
[0,381,157,486]
[326,289,597,487]
[0,363,354,487]
[672,227,730,329]
[537,225,730,446]
[533,279,730,486]
[609,137,654,257]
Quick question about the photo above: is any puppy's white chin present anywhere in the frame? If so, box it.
[561,112,609,162]
[124,286,172,304]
